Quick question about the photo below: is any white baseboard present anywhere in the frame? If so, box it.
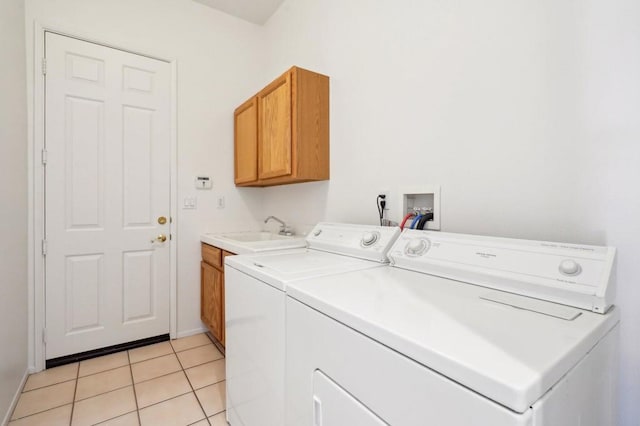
[175,326,208,339]
[1,368,29,426]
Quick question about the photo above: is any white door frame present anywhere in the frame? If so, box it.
[29,22,179,372]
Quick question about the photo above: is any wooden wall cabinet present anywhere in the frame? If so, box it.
[234,97,258,185]
[234,66,329,187]
[200,243,234,346]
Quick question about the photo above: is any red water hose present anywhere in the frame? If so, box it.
[399,212,416,231]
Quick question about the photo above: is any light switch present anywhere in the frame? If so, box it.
[183,196,197,209]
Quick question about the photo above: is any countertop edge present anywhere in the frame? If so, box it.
[200,233,306,254]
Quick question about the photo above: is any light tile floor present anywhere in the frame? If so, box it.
[10,334,227,426]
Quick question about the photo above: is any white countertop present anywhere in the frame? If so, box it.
[201,231,306,254]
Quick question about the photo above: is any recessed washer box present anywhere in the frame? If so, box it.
[398,185,441,230]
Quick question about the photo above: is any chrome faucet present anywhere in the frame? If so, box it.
[264,216,293,236]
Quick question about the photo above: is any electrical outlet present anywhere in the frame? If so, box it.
[377,192,390,226]
[378,189,390,210]
[378,191,389,211]
[379,195,388,210]
[217,196,225,209]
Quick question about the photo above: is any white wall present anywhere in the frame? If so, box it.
[0,0,29,421]
[18,0,640,422]
[261,0,640,424]
[24,0,266,344]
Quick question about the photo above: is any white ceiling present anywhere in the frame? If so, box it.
[192,0,285,25]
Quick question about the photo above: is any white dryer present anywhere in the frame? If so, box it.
[285,230,619,426]
[224,223,401,426]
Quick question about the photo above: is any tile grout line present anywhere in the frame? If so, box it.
[133,368,183,386]
[131,356,224,389]
[187,418,211,426]
[172,341,214,353]
[8,367,79,422]
[199,334,226,423]
[6,384,218,423]
[205,332,225,358]
[94,410,138,426]
[173,340,211,425]
[20,352,175,392]
[19,376,77,394]
[179,355,225,371]
[136,390,194,412]
[126,350,143,426]
[9,402,74,422]
[69,362,79,426]
[74,383,133,404]
[23,354,223,398]
[77,362,130,380]
[74,340,212,381]
[12,336,216,425]
[68,374,138,423]
[128,341,175,364]
[79,340,213,376]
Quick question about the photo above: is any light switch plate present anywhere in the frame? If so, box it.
[183,196,197,209]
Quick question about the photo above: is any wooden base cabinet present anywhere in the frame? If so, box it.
[234,66,329,187]
[200,243,234,346]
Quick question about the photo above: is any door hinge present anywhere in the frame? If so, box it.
[42,328,47,344]
[170,234,172,241]
[42,239,47,256]
[41,149,48,165]
[41,57,47,75]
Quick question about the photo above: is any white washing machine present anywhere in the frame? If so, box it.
[224,223,401,426]
[285,229,620,426]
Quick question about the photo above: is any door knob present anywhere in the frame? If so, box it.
[151,234,167,243]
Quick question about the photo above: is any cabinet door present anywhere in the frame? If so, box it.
[234,97,258,184]
[201,261,224,342]
[258,71,292,179]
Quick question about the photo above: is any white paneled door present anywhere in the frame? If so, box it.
[44,33,172,359]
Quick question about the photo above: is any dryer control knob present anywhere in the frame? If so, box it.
[313,229,322,237]
[361,232,379,247]
[406,238,428,256]
[559,259,581,276]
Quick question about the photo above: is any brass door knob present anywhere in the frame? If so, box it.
[151,234,167,243]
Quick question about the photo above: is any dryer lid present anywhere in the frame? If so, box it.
[287,266,620,414]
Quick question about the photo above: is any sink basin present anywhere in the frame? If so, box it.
[218,231,293,242]
[201,231,306,254]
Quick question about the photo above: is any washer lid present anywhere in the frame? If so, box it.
[388,230,616,313]
[226,249,385,291]
[286,267,619,413]
[225,223,401,290]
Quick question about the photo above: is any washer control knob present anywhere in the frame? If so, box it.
[559,259,581,276]
[313,229,322,237]
[405,238,428,256]
[361,232,379,247]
